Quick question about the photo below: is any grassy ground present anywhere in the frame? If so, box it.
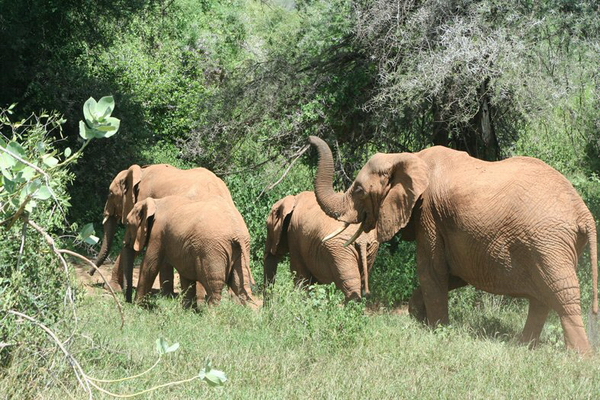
[2,268,600,399]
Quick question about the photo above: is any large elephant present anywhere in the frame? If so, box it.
[120,195,255,306]
[264,191,379,301]
[308,136,598,354]
[90,164,234,296]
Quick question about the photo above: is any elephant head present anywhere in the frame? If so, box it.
[120,197,156,303]
[263,195,296,288]
[308,136,430,243]
[265,195,296,257]
[124,197,156,252]
[90,165,143,275]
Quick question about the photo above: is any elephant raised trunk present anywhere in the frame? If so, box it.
[88,215,118,276]
[308,136,359,224]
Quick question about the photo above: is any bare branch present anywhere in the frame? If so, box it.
[58,249,125,329]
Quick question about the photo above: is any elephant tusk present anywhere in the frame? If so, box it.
[322,222,350,242]
[343,224,364,248]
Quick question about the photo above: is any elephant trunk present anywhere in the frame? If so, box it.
[89,215,118,275]
[308,136,358,223]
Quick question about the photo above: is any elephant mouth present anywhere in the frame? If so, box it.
[322,213,370,247]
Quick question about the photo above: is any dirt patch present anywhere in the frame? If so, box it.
[72,261,179,296]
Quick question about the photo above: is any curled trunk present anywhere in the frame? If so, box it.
[88,216,118,275]
[308,136,356,222]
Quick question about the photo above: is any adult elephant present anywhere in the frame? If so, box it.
[89,164,234,297]
[264,191,379,302]
[308,136,598,354]
[121,196,255,306]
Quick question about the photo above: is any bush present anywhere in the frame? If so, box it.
[0,109,75,367]
[369,239,418,307]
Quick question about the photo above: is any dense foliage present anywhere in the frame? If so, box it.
[0,0,598,308]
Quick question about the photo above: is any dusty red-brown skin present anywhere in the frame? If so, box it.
[309,135,598,355]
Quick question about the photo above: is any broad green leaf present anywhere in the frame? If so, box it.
[64,147,72,157]
[22,180,42,199]
[155,338,179,355]
[0,153,16,169]
[79,121,103,140]
[83,97,98,123]
[20,166,36,181]
[199,361,227,387]
[101,117,120,138]
[95,124,117,132]
[42,155,59,167]
[6,142,25,158]
[79,120,91,139]
[3,177,16,193]
[33,185,52,200]
[97,96,115,118]
[84,235,99,246]
[165,342,180,353]
[77,223,96,241]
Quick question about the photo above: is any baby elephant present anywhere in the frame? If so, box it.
[264,191,380,301]
[122,195,255,306]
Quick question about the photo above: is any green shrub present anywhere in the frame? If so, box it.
[369,240,418,306]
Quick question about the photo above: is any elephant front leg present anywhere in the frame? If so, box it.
[134,250,162,304]
[105,253,124,293]
[410,275,467,324]
[417,249,450,327]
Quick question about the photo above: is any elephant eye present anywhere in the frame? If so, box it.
[353,185,365,196]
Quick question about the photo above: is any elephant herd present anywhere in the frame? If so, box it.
[89,137,599,355]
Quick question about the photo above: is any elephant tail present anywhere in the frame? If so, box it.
[587,220,598,315]
[231,237,256,305]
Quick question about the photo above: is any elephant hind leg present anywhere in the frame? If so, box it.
[158,265,175,298]
[559,313,592,355]
[534,260,592,354]
[519,298,550,348]
[204,277,226,306]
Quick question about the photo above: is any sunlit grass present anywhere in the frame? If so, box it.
[2,276,600,399]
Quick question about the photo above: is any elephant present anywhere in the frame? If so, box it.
[264,191,379,302]
[89,164,234,297]
[308,135,598,354]
[120,195,255,306]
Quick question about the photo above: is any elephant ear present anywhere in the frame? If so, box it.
[265,195,296,256]
[126,198,157,252]
[377,154,429,243]
[122,165,142,224]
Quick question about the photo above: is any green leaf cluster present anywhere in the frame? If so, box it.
[79,96,120,140]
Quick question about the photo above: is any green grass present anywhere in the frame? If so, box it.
[2,277,600,399]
